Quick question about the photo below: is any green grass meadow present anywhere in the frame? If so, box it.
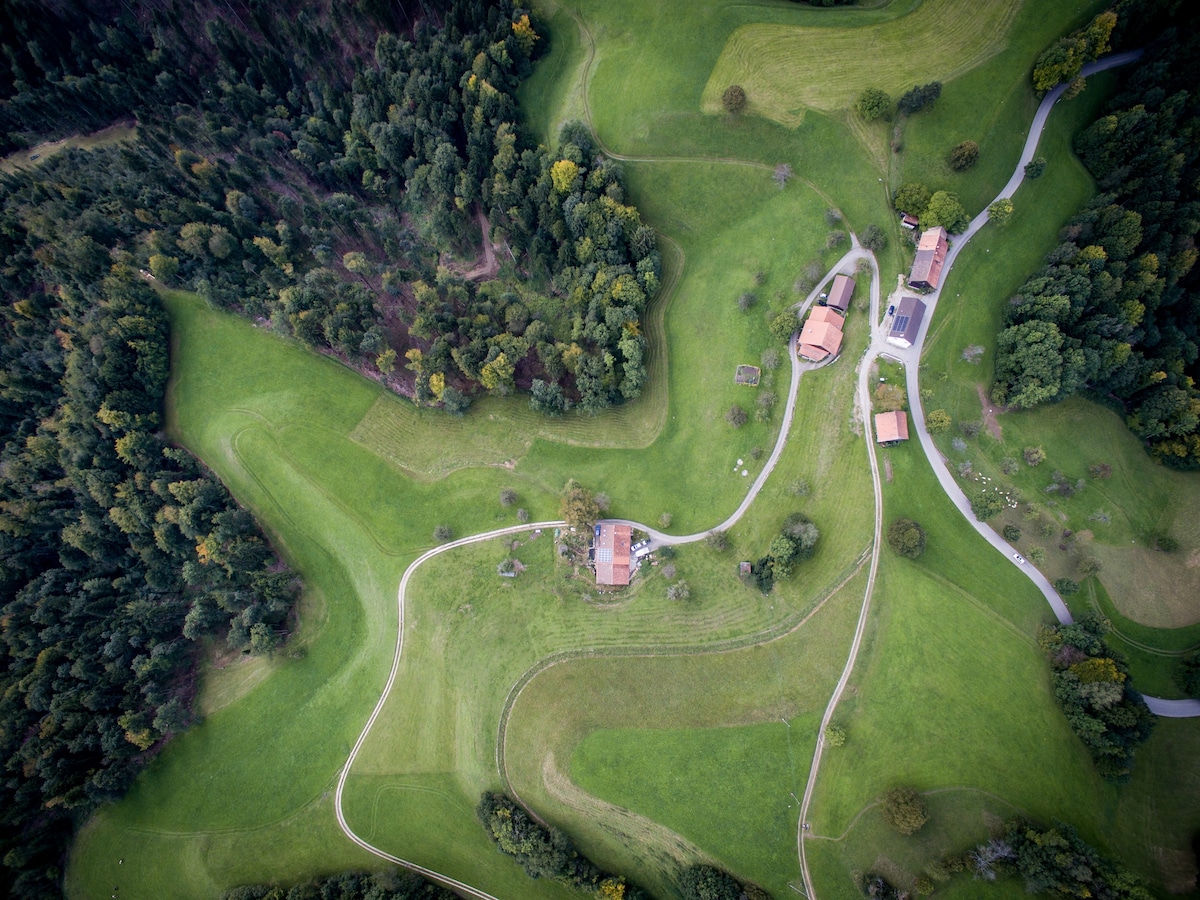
[66,2,1200,899]
[916,67,1200,636]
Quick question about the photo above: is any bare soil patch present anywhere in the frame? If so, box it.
[977,383,1004,440]
[462,208,500,281]
[735,364,761,385]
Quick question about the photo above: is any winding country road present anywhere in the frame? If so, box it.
[795,46,1200,900]
[331,44,1198,900]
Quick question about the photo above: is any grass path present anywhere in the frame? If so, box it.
[334,522,566,900]
[333,36,1195,900]
[332,234,876,888]
[796,247,885,899]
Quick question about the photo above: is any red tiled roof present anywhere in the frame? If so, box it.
[874,410,909,443]
[595,523,632,585]
[798,318,843,359]
[798,343,828,361]
[808,305,845,328]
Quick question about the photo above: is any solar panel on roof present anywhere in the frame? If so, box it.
[596,549,612,562]
[893,315,911,333]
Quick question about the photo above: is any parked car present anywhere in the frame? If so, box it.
[887,304,895,316]
[1013,553,1026,564]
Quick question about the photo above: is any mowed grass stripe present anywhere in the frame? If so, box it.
[701,0,1024,123]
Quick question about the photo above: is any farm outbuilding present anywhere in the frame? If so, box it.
[825,274,855,313]
[874,410,909,444]
[908,226,948,291]
[886,296,926,349]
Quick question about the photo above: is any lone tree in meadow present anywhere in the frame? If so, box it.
[722,84,747,115]
[897,81,942,115]
[926,409,951,433]
[949,140,980,171]
[887,517,927,558]
[860,224,887,252]
[881,787,930,835]
[854,87,892,121]
[769,310,800,343]
[1024,156,1047,178]
[1176,650,1200,698]
[988,198,1014,225]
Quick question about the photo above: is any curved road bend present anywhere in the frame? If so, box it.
[333,245,886,885]
[900,50,1144,628]
[799,46,1196,900]
[334,521,566,900]
[896,49,1198,722]
[616,241,880,546]
[334,44,1198,900]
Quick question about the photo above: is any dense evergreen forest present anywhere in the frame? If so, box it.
[0,0,665,894]
[1,0,658,415]
[992,2,1200,468]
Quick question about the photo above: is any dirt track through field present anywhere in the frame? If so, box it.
[329,36,1198,900]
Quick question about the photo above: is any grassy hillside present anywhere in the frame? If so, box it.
[66,1,1200,898]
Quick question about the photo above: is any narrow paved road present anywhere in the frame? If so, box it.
[615,241,877,546]
[896,49,1197,718]
[900,51,1146,628]
[333,43,1197,900]
[798,47,1200,900]
[334,521,567,900]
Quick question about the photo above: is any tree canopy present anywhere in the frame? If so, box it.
[0,0,656,890]
[1031,11,1116,93]
[560,479,601,530]
[886,518,927,558]
[880,787,930,835]
[921,191,970,233]
[897,81,942,115]
[1038,613,1155,781]
[994,15,1200,467]
[854,88,892,121]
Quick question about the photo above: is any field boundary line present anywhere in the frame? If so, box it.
[334,521,567,900]
[808,785,1022,844]
[494,547,871,823]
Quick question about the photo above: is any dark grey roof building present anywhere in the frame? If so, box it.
[886,296,926,349]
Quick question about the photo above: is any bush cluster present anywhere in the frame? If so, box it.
[749,512,820,592]
[1038,614,1155,781]
[477,793,649,896]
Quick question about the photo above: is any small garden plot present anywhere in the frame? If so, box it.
[735,364,761,386]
